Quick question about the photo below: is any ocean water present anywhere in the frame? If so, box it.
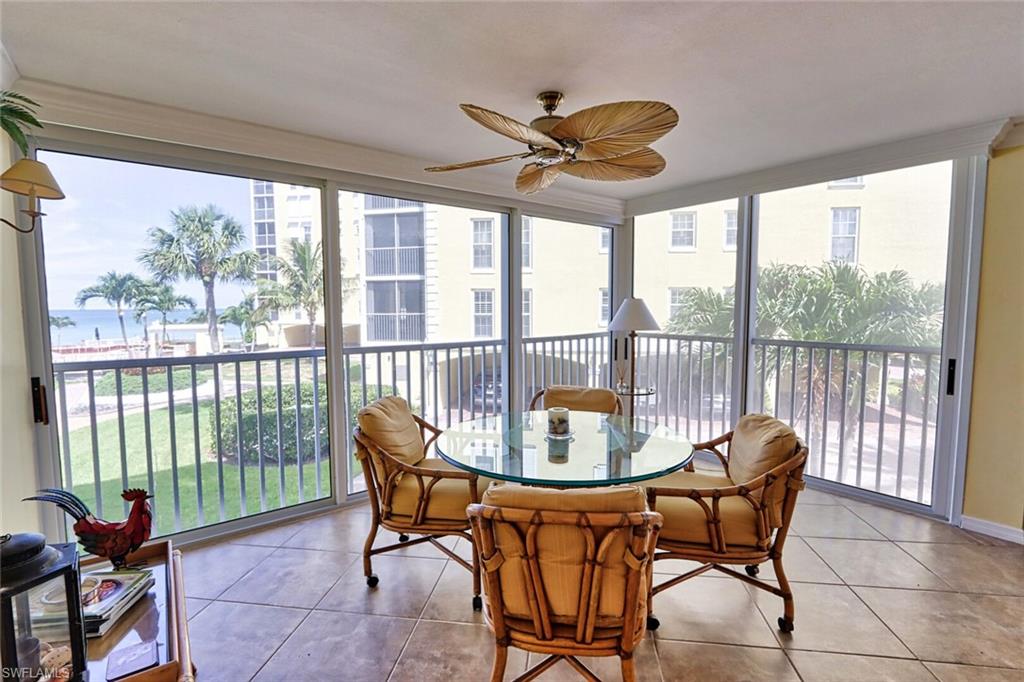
[48,308,241,345]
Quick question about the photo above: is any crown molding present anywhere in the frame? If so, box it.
[992,117,1024,151]
[13,78,624,221]
[625,118,1012,217]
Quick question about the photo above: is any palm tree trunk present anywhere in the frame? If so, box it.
[161,314,169,346]
[307,307,317,348]
[204,280,220,353]
[117,305,132,359]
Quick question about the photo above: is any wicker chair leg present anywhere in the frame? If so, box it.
[773,554,795,632]
[620,655,637,682]
[471,539,483,611]
[363,516,380,587]
[489,644,508,682]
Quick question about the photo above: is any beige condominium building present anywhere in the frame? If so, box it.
[252,160,951,346]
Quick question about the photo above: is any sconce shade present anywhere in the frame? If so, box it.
[608,297,660,332]
[1,159,65,200]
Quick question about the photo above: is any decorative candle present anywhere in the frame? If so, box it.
[547,406,570,435]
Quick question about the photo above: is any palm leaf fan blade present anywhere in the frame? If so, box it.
[515,163,562,195]
[459,104,561,150]
[425,152,533,172]
[561,148,666,182]
[550,101,678,161]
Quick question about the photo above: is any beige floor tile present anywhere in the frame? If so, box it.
[181,542,274,599]
[284,508,459,559]
[650,576,778,647]
[756,537,843,584]
[252,610,416,681]
[790,505,886,540]
[219,546,356,608]
[963,531,1022,547]
[420,560,485,624]
[925,662,1024,681]
[798,488,843,505]
[805,538,951,589]
[318,554,446,617]
[184,597,210,620]
[855,587,1024,668]
[898,542,1024,595]
[652,557,727,576]
[751,583,912,658]
[390,620,528,681]
[188,601,306,681]
[524,636,662,682]
[224,519,304,547]
[657,641,799,681]
[788,650,935,681]
[845,504,981,544]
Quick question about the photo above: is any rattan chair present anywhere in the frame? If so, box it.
[468,484,662,682]
[528,385,623,415]
[353,395,488,609]
[645,414,808,633]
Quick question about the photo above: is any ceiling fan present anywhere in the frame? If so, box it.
[425,91,678,195]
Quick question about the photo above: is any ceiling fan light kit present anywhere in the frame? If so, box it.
[425,91,678,194]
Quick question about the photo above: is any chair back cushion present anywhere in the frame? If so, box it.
[542,385,620,414]
[728,414,799,527]
[480,485,647,625]
[357,396,426,482]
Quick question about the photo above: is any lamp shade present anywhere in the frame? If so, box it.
[1,159,65,200]
[608,297,660,332]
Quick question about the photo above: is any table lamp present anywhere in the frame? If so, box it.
[608,297,660,403]
[1,159,65,234]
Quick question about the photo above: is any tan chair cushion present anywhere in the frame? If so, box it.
[388,458,487,524]
[728,414,799,527]
[357,396,426,482]
[651,469,761,548]
[541,385,621,414]
[481,484,647,621]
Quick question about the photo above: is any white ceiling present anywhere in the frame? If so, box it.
[3,1,1023,201]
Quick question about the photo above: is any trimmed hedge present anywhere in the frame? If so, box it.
[212,382,392,466]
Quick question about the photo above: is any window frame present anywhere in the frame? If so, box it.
[473,288,495,338]
[521,216,533,271]
[669,211,697,252]
[522,287,533,338]
[829,206,861,264]
[599,287,611,327]
[472,217,495,271]
[723,209,738,251]
[828,176,865,189]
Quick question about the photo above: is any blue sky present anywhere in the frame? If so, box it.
[39,150,254,309]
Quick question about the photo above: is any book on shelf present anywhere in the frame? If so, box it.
[30,567,155,638]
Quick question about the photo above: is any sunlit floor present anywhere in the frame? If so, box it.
[180,485,1024,681]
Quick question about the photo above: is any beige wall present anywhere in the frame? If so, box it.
[961,144,1024,531]
[0,134,43,534]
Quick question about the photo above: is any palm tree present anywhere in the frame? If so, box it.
[133,281,196,347]
[220,293,272,352]
[48,315,76,346]
[259,240,324,347]
[138,205,257,353]
[1,90,42,155]
[75,271,145,354]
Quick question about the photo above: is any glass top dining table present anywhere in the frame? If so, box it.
[434,411,695,487]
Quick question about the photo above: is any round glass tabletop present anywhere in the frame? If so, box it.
[434,411,694,487]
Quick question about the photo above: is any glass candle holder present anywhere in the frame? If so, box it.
[547,406,570,435]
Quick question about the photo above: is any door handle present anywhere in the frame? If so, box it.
[945,359,956,396]
[31,377,49,424]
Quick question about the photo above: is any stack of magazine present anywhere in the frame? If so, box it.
[80,568,154,638]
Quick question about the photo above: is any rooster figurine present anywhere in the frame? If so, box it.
[24,488,153,569]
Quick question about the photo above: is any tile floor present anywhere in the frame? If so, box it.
[180,489,1024,681]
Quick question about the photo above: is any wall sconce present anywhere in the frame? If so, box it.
[1,159,65,234]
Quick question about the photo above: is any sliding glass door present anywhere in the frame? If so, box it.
[749,162,954,506]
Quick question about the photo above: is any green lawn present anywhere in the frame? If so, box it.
[90,367,215,398]
[63,400,334,535]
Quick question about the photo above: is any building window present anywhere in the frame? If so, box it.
[473,218,494,270]
[599,288,610,326]
[723,210,737,250]
[599,228,611,254]
[669,287,692,320]
[252,180,274,195]
[473,289,494,338]
[286,194,312,203]
[670,212,697,250]
[830,207,860,264]
[366,281,426,341]
[253,195,274,221]
[522,288,533,337]
[365,211,425,277]
[522,217,533,270]
[829,176,864,189]
[288,220,313,243]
